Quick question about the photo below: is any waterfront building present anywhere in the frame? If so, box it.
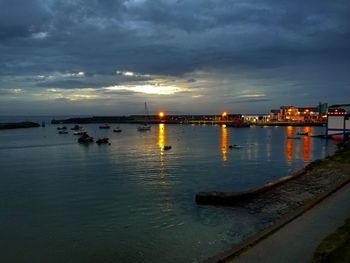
[269,109,280,121]
[242,114,270,123]
[326,104,350,139]
[270,105,321,122]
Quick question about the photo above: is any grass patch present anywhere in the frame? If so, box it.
[312,218,350,263]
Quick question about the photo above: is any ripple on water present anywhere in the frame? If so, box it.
[0,124,337,263]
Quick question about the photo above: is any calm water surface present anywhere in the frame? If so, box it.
[0,121,336,262]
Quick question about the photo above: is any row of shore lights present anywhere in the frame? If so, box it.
[157,112,228,118]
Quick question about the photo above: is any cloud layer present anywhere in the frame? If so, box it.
[0,0,349,115]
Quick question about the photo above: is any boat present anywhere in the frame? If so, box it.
[58,130,68,134]
[99,124,110,129]
[96,138,109,144]
[71,124,83,131]
[138,123,151,131]
[113,127,122,133]
[78,133,94,143]
[297,132,309,136]
[229,144,244,149]
[73,131,85,135]
[163,145,172,150]
[287,136,301,139]
[57,126,67,130]
[138,102,151,131]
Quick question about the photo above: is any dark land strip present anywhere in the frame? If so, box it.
[0,122,40,130]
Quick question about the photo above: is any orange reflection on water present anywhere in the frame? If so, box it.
[285,126,294,162]
[285,126,313,163]
[220,125,229,162]
[156,123,174,215]
[157,123,168,187]
[302,127,312,162]
[158,123,166,149]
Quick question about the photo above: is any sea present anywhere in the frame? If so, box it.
[0,116,337,263]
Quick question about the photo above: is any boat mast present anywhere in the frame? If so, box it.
[144,102,150,123]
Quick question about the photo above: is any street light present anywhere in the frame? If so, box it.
[222,112,227,121]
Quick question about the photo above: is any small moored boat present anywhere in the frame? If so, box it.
[74,131,85,135]
[71,124,83,131]
[297,132,309,136]
[163,145,172,150]
[99,124,110,129]
[78,133,94,143]
[138,124,151,131]
[229,144,244,149]
[138,102,151,131]
[96,138,109,144]
[113,127,122,133]
[287,136,301,139]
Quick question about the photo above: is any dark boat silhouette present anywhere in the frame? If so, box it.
[99,124,110,129]
[78,133,94,143]
[96,138,109,144]
[113,127,122,132]
[163,145,172,150]
[71,124,83,131]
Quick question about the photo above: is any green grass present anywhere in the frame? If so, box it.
[312,218,350,263]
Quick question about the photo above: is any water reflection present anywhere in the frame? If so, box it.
[285,126,294,163]
[285,126,313,163]
[157,124,167,186]
[302,127,312,162]
[156,124,177,221]
[220,125,229,162]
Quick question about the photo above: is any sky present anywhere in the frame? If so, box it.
[0,0,349,116]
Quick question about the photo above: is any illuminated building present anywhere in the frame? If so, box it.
[270,105,321,122]
[326,104,350,139]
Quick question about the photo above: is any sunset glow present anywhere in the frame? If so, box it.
[105,84,184,95]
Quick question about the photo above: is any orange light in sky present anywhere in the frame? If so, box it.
[159,111,165,118]
[222,112,227,117]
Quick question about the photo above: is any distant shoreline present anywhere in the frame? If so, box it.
[51,116,325,127]
[0,122,40,130]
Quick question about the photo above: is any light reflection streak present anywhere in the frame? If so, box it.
[157,123,167,186]
[285,126,294,163]
[157,123,175,216]
[285,126,313,164]
[302,127,312,162]
[220,125,229,162]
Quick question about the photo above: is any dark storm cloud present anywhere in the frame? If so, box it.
[0,0,50,40]
[0,0,350,114]
[228,98,271,104]
[35,79,102,89]
[1,0,348,76]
